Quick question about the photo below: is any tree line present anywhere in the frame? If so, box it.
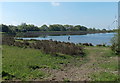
[0,23,107,34]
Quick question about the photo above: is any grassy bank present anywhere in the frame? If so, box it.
[2,45,87,81]
[2,45,119,81]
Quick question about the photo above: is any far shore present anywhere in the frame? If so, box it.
[16,31,114,37]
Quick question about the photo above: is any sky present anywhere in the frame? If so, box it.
[0,2,118,29]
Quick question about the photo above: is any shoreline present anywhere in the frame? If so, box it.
[16,31,114,37]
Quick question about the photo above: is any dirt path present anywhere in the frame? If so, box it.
[41,47,118,81]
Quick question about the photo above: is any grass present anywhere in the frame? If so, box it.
[2,45,119,81]
[85,46,118,81]
[98,60,118,71]
[2,45,84,81]
[2,45,49,80]
[90,72,118,81]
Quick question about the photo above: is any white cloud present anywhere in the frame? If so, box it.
[51,2,60,6]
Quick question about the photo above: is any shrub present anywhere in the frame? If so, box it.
[2,36,15,46]
[111,34,119,54]
[2,36,85,56]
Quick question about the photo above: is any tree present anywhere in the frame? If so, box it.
[40,25,48,31]
[17,23,40,32]
[80,26,87,31]
[1,23,108,33]
[70,25,88,31]
[64,25,74,31]
[27,24,40,31]
[102,29,107,31]
[17,23,27,32]
[92,28,96,31]
[8,25,19,33]
[48,24,66,31]
[0,24,11,33]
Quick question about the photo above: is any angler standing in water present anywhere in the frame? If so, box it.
[68,35,70,40]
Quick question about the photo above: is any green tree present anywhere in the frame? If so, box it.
[102,29,107,31]
[27,24,40,31]
[0,24,11,33]
[74,25,87,31]
[48,24,66,31]
[92,28,96,31]
[64,25,74,31]
[8,25,19,33]
[17,23,27,32]
[80,26,87,31]
[40,24,48,31]
[17,23,40,32]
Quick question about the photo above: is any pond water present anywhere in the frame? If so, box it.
[20,32,116,45]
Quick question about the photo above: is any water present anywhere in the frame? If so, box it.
[20,32,116,45]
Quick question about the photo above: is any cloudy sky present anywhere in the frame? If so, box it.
[1,2,118,29]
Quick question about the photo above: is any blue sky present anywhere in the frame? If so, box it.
[1,2,118,29]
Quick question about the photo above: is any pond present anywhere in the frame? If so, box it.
[19,32,116,45]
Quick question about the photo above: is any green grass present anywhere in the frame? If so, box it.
[90,72,118,81]
[85,46,118,81]
[2,45,83,81]
[2,45,118,81]
[98,60,118,71]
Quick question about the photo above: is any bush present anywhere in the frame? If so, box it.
[111,34,119,54]
[2,36,85,56]
[2,36,15,46]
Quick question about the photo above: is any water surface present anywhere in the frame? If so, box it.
[20,33,116,45]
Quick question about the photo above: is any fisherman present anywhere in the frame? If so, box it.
[68,36,70,40]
